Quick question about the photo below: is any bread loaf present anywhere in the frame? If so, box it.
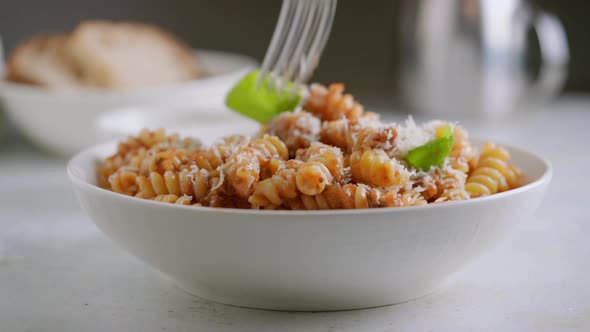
[5,34,80,88]
[66,21,201,89]
[5,21,202,90]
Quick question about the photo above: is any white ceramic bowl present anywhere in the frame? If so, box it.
[68,141,551,311]
[96,105,260,146]
[0,50,257,156]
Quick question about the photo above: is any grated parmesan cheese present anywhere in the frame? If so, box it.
[210,166,225,191]
[392,116,436,158]
[294,112,321,144]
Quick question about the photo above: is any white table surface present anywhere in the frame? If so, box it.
[0,97,589,332]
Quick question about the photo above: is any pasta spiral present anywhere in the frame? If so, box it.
[319,118,351,151]
[116,129,201,158]
[206,135,250,169]
[352,126,397,154]
[349,149,409,187]
[116,129,168,156]
[99,89,526,210]
[250,135,289,161]
[137,149,189,176]
[434,169,470,202]
[446,124,477,173]
[465,143,522,197]
[265,111,320,155]
[207,192,252,209]
[319,112,383,153]
[248,161,300,209]
[109,169,139,196]
[296,142,344,181]
[152,194,193,205]
[101,130,202,193]
[436,188,470,202]
[135,169,210,203]
[223,135,289,199]
[380,189,427,207]
[414,167,469,203]
[260,158,286,180]
[223,147,262,200]
[296,161,334,195]
[286,184,381,210]
[305,83,364,121]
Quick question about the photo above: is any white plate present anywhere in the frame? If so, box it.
[0,50,257,155]
[68,140,551,311]
[96,105,260,146]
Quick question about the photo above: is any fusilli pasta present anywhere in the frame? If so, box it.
[465,142,521,197]
[265,111,320,156]
[296,161,334,195]
[318,112,382,153]
[296,142,344,181]
[319,118,351,151]
[380,189,427,207]
[305,83,364,121]
[349,149,409,187]
[152,194,193,205]
[206,135,250,169]
[223,135,289,200]
[286,184,381,210]
[248,160,301,209]
[98,82,524,210]
[447,124,477,173]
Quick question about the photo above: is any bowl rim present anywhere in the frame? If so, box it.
[0,49,257,97]
[68,139,552,216]
[96,104,255,127]
[95,105,260,143]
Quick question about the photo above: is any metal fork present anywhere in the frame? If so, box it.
[257,0,337,96]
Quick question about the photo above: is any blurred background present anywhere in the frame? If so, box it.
[2,2,590,330]
[0,0,586,154]
[1,0,588,105]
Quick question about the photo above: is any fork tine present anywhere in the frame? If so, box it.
[270,0,307,93]
[257,0,295,88]
[286,0,326,99]
[317,0,337,59]
[297,0,337,84]
[292,0,326,86]
[282,0,316,84]
[259,0,337,95]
